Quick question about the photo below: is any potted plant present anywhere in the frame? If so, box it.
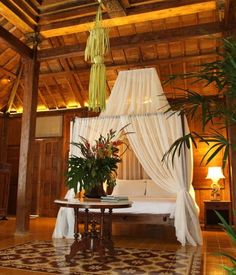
[215,211,236,273]
[163,37,236,168]
[66,128,128,198]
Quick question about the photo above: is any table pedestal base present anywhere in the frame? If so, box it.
[65,208,114,262]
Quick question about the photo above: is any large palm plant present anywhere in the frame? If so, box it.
[163,37,236,168]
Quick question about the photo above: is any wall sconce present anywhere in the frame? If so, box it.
[206,166,225,201]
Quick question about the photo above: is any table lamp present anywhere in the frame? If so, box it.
[206,166,225,200]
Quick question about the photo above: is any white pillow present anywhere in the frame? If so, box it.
[146,180,176,198]
[112,179,146,197]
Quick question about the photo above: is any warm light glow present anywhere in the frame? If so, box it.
[206,166,225,181]
[67,102,80,108]
[37,105,48,111]
[0,78,10,85]
[16,107,23,113]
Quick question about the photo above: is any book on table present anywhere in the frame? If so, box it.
[100,195,129,202]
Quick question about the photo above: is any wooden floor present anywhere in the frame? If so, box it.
[0,217,235,274]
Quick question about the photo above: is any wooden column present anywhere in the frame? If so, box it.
[0,115,8,163]
[15,43,39,234]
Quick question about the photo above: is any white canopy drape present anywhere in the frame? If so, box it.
[53,68,202,246]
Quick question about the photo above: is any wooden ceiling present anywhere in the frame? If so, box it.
[0,0,235,114]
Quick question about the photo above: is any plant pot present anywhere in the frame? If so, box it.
[106,185,114,195]
[84,183,106,198]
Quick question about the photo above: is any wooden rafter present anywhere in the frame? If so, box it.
[43,83,59,109]
[0,26,33,59]
[0,0,35,32]
[10,0,38,23]
[39,52,218,79]
[39,4,99,25]
[0,66,16,78]
[39,1,216,38]
[6,63,24,113]
[38,22,223,61]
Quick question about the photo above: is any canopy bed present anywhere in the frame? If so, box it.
[53,68,202,247]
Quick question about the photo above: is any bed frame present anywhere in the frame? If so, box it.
[78,212,174,226]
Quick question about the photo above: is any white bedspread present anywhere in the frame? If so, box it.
[112,196,176,215]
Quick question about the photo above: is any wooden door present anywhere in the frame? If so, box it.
[36,138,63,217]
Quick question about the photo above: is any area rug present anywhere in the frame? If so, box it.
[0,240,201,274]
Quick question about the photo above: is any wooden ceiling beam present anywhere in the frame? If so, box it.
[38,22,223,61]
[23,0,39,15]
[39,52,218,79]
[10,0,38,23]
[126,0,211,15]
[39,0,90,13]
[39,4,99,25]
[39,1,216,38]
[0,26,33,59]
[0,0,35,32]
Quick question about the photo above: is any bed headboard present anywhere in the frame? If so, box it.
[112,179,176,198]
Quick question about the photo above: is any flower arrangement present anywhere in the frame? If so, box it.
[66,128,128,196]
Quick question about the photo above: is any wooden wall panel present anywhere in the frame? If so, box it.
[1,106,230,222]
[6,118,21,215]
[188,114,230,224]
[0,117,6,163]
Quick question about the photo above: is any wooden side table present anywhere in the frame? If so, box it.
[204,200,231,229]
[55,198,132,262]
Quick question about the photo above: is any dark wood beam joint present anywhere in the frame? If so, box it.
[102,0,126,18]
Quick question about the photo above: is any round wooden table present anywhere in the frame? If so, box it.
[54,198,132,262]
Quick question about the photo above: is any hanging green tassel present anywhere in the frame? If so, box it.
[85,5,110,61]
[85,3,110,112]
[88,58,106,112]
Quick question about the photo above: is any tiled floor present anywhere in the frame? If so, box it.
[0,217,235,274]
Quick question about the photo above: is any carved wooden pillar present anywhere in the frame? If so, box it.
[15,40,39,234]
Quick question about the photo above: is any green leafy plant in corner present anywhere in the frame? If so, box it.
[214,211,236,274]
[163,37,236,168]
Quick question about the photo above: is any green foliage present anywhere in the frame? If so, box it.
[66,128,129,194]
[214,211,236,274]
[163,37,236,167]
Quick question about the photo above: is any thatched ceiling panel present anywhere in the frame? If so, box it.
[110,49,126,64]
[169,42,184,58]
[140,45,157,60]
[156,43,169,59]
[151,19,166,31]
[199,37,221,53]
[184,39,200,56]
[117,24,136,36]
[198,10,217,23]
[134,21,153,33]
[45,59,63,72]
[124,48,141,63]
[164,16,182,30]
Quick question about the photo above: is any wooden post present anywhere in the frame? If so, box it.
[15,42,39,234]
[0,115,8,163]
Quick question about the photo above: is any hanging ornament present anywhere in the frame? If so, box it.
[85,3,110,112]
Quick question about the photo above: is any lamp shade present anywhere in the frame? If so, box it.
[206,166,225,181]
